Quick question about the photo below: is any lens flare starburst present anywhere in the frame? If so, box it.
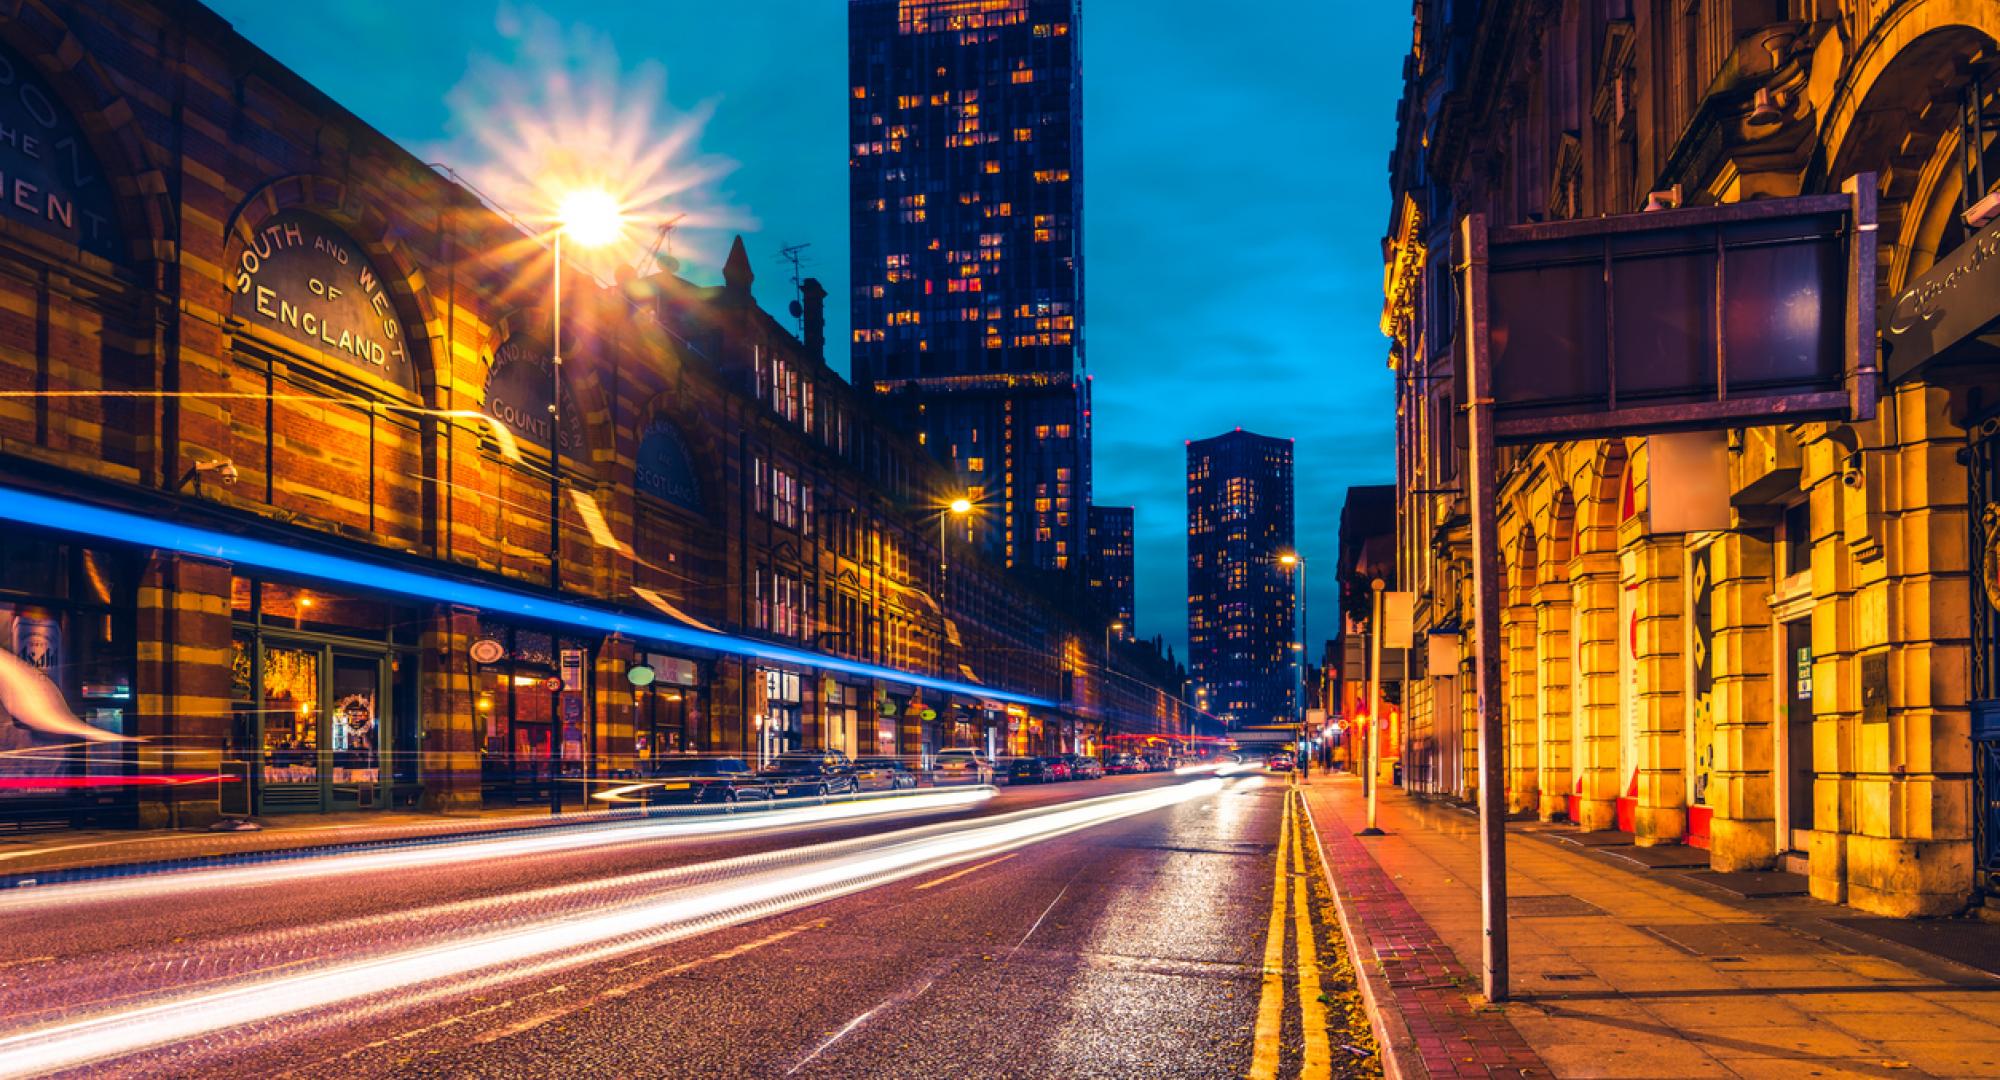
[433,7,749,280]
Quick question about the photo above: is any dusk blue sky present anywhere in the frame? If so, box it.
[205,0,1406,659]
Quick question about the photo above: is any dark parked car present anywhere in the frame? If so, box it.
[1104,753,1144,775]
[1009,756,1057,783]
[759,752,859,798]
[636,757,774,807]
[1064,754,1105,780]
[851,756,918,792]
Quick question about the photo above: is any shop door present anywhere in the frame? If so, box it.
[1967,420,2000,895]
[1783,617,1814,849]
[257,644,386,813]
[327,653,386,811]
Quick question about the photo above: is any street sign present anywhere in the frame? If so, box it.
[1382,591,1415,650]
[1472,181,1876,445]
[560,648,585,692]
[1454,176,1880,1005]
[540,676,563,693]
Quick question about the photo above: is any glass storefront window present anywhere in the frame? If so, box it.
[474,624,595,806]
[0,532,137,820]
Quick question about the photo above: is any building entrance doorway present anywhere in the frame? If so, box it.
[1782,616,1814,850]
[253,643,388,813]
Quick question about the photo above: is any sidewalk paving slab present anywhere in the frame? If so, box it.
[1297,773,2000,1080]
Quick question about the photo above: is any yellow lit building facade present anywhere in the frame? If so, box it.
[1384,0,2000,917]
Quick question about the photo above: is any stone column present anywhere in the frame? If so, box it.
[1815,389,1976,915]
[1628,534,1688,846]
[1504,596,1539,814]
[133,553,232,828]
[1569,551,1622,830]
[420,605,482,812]
[595,636,636,777]
[1534,581,1573,821]
[1707,533,1778,871]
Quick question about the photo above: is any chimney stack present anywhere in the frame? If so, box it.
[801,277,828,360]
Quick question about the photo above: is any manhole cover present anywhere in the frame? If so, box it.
[1511,895,1607,918]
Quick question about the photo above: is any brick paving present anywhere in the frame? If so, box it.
[1297,773,2000,1080]
[1302,777,1547,1078]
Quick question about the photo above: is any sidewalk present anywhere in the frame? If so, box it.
[1298,773,2000,1079]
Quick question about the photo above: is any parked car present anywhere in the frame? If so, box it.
[1042,755,1074,782]
[1103,753,1144,775]
[1064,754,1105,780]
[1009,756,1057,784]
[636,757,774,807]
[851,756,919,792]
[759,752,858,798]
[932,748,994,785]
[1265,752,1296,772]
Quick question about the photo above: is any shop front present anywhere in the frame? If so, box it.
[228,577,421,814]
[631,653,704,766]
[473,621,597,806]
[754,667,803,766]
[0,530,139,824]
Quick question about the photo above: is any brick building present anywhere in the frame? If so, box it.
[0,0,1199,827]
[1382,0,2000,916]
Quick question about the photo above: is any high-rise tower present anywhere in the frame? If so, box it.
[848,0,1087,576]
[1186,430,1296,729]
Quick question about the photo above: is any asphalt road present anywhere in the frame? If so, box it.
[0,770,1339,1078]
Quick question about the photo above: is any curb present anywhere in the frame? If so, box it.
[1297,784,1421,1080]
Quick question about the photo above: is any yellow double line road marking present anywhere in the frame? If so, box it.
[1249,787,1330,1079]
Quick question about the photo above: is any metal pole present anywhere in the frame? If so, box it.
[550,231,563,592]
[1462,212,1510,1003]
[549,230,564,819]
[1363,578,1385,835]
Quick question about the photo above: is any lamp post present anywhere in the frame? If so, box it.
[939,496,973,585]
[1279,552,1306,752]
[1105,620,1124,660]
[545,189,624,815]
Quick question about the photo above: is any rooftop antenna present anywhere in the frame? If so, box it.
[779,242,813,336]
[639,213,689,276]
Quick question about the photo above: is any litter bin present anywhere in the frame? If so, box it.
[1392,761,1403,787]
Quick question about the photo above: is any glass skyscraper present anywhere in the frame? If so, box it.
[848,0,1087,576]
[1186,430,1296,729]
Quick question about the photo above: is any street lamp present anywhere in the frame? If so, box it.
[939,496,974,585]
[545,188,624,817]
[1105,620,1124,658]
[1278,552,1306,741]
[548,188,627,593]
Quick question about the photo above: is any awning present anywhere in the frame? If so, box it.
[0,486,1058,710]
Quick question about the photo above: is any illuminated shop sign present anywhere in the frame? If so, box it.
[483,335,585,454]
[635,417,702,511]
[231,208,416,392]
[0,46,120,260]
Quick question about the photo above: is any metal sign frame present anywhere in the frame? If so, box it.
[1454,175,1878,1003]
[1472,177,1877,445]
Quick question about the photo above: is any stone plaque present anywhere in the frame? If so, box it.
[0,45,121,260]
[483,335,584,455]
[232,209,416,392]
[635,416,702,512]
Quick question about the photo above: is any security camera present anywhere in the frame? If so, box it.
[1840,452,1863,489]
[194,459,240,485]
[180,457,239,490]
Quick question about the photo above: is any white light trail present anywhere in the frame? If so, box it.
[0,788,991,911]
[0,779,1221,1077]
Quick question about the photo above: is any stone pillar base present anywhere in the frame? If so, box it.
[1635,805,1687,846]
[1707,817,1777,872]
[1575,796,1619,831]
[1807,829,1848,905]
[1845,835,1975,917]
[1537,792,1568,822]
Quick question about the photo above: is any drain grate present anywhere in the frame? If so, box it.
[1510,895,1607,918]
